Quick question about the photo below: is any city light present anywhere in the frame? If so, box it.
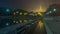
[13,12,16,15]
[46,8,56,15]
[38,5,46,12]
[6,9,10,12]
[38,6,43,12]
[20,20,22,23]
[16,11,19,13]
[20,12,22,15]
[16,21,19,23]
[53,8,56,11]
[24,13,27,15]
[49,11,52,13]
[38,6,45,16]
[24,20,27,23]
[13,20,15,23]
[46,11,52,15]
[38,12,42,16]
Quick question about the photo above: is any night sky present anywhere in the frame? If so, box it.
[0,0,60,12]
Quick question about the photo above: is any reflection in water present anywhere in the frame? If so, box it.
[39,21,44,29]
[38,20,46,34]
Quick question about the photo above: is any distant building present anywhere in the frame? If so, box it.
[13,9,37,24]
[45,4,60,17]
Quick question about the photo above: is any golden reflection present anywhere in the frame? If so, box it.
[38,20,44,29]
[20,20,22,23]
[24,20,27,22]
[13,20,15,23]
